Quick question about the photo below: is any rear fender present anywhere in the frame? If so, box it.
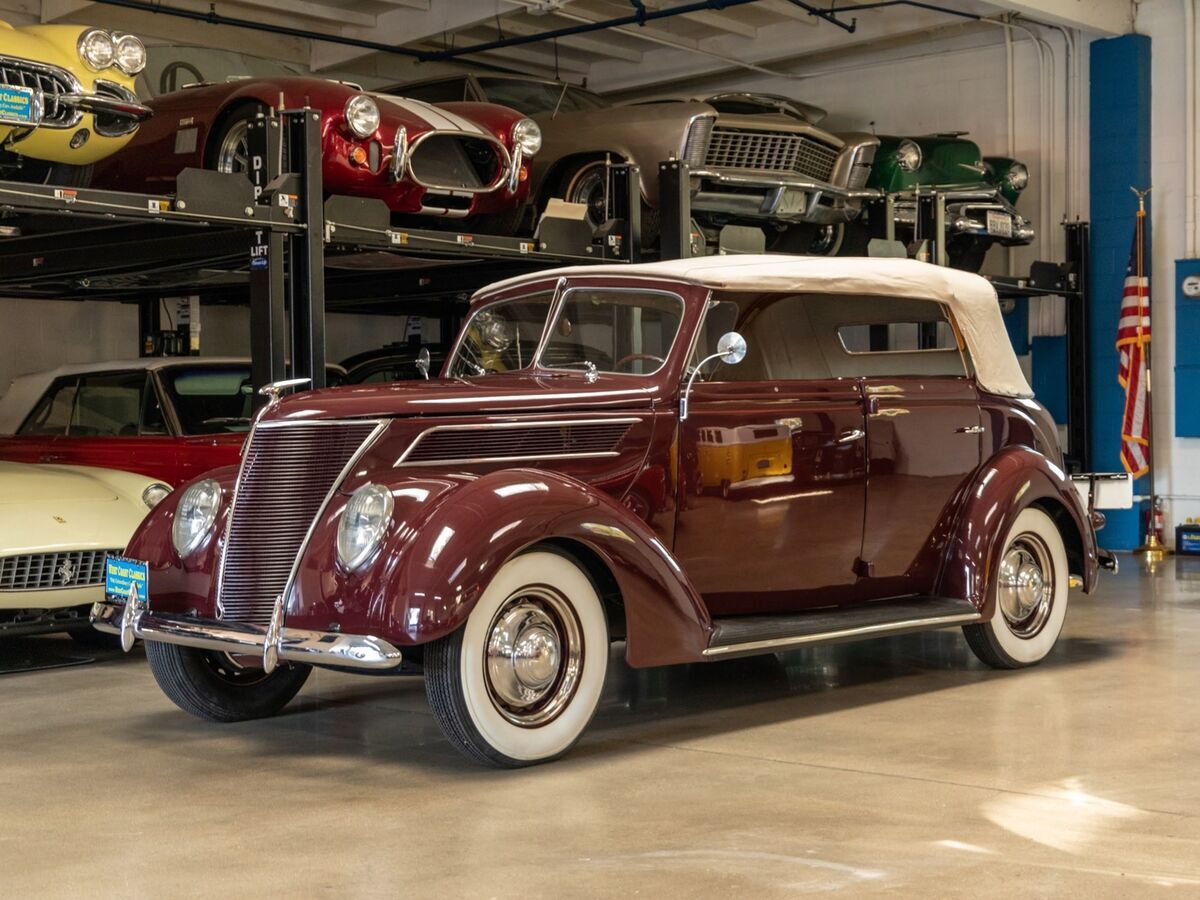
[287,468,711,666]
[937,446,1097,616]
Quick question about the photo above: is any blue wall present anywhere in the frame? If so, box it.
[1177,260,1200,436]
[1089,34,1152,549]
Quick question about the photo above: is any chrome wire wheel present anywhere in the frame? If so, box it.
[216,120,250,174]
[484,587,583,727]
[997,533,1055,639]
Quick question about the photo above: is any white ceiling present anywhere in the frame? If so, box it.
[1,0,1134,94]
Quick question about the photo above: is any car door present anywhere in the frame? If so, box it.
[832,307,983,598]
[672,294,867,616]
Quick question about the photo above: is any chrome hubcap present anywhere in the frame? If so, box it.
[484,587,582,727]
[216,121,250,174]
[998,533,1054,638]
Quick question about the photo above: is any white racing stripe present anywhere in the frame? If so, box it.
[373,93,488,136]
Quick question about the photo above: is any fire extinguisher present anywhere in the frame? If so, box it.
[1152,496,1167,544]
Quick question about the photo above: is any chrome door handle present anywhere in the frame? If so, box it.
[955,425,985,434]
[836,429,866,443]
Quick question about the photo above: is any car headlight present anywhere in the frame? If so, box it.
[78,29,115,71]
[1004,162,1030,192]
[114,34,147,75]
[896,139,922,172]
[344,94,380,139]
[337,484,393,571]
[512,118,542,156]
[142,482,172,509]
[171,479,221,558]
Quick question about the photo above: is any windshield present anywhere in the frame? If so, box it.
[159,365,254,434]
[477,78,609,115]
[447,294,554,378]
[540,289,683,375]
[141,46,308,96]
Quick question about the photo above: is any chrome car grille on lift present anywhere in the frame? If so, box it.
[705,128,840,182]
[0,549,116,591]
[216,421,381,625]
[0,57,79,128]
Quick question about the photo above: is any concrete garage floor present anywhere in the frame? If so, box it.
[4,558,1200,897]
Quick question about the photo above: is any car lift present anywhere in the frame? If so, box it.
[0,126,1087,458]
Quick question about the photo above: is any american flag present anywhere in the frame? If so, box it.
[1117,225,1151,477]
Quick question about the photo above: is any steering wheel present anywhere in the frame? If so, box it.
[160,61,204,95]
[614,353,665,372]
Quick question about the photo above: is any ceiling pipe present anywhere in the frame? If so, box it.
[89,0,426,58]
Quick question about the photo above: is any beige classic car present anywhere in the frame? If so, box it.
[393,77,878,251]
[0,460,169,643]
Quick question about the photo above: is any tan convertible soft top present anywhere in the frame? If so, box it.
[477,255,1033,399]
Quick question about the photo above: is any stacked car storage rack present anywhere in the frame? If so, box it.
[0,108,640,402]
[0,110,1090,464]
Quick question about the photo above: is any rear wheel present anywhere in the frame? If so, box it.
[963,507,1069,669]
[424,549,609,767]
[145,641,310,722]
[557,158,659,248]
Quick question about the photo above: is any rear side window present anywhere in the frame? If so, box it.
[838,321,958,353]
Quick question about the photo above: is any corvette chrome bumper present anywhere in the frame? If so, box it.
[91,599,403,672]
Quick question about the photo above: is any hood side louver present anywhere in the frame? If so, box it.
[397,419,638,466]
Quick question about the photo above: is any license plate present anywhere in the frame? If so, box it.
[105,555,149,603]
[986,210,1013,238]
[0,85,39,127]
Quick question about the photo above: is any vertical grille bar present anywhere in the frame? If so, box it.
[216,421,381,625]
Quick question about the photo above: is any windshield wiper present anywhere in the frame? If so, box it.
[551,81,569,120]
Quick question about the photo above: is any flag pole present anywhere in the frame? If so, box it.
[1131,186,1167,562]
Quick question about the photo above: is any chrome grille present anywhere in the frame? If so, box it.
[401,420,634,465]
[0,549,116,591]
[217,421,380,624]
[683,116,715,168]
[705,128,839,182]
[0,59,77,127]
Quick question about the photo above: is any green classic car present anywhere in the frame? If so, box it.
[845,133,1034,272]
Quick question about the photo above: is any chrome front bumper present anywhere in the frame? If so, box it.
[891,190,1035,245]
[65,90,152,124]
[689,167,880,224]
[91,598,403,672]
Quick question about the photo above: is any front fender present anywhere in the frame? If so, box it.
[937,446,1097,616]
[124,465,239,617]
[287,468,711,667]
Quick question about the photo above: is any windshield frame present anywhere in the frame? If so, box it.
[447,280,690,381]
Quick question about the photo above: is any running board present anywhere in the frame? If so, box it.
[704,597,981,658]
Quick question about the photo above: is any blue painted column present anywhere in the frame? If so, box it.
[1089,34,1152,549]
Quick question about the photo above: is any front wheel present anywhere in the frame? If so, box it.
[145,641,311,722]
[424,549,610,767]
[963,507,1069,669]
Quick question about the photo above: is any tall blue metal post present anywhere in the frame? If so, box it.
[1089,34,1152,549]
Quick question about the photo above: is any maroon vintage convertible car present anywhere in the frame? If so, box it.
[90,47,539,219]
[95,256,1113,767]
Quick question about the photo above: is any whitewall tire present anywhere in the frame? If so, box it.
[963,507,1070,669]
[425,549,609,767]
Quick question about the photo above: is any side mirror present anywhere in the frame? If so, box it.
[681,331,747,421]
[415,347,431,380]
[716,331,747,365]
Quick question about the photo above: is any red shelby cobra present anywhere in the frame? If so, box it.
[91,47,540,219]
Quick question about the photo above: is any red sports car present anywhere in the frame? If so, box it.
[91,47,540,219]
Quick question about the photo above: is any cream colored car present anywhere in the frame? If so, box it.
[0,461,168,644]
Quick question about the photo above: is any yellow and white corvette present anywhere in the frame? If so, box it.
[0,20,151,185]
[0,461,169,642]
